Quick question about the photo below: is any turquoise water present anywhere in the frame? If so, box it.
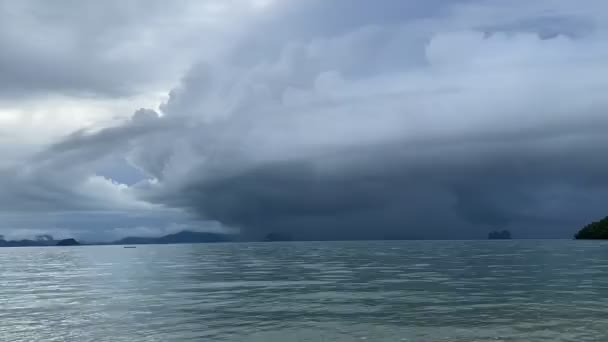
[1,240,608,341]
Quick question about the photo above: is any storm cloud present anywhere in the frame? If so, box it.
[3,0,608,240]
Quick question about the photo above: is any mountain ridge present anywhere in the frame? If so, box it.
[114,230,232,245]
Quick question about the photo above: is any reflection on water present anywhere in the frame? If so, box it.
[1,240,608,341]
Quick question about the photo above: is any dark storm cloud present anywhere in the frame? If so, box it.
[39,109,172,165]
[132,0,608,240]
[142,131,608,240]
[5,0,608,240]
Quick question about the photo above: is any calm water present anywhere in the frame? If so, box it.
[1,240,608,341]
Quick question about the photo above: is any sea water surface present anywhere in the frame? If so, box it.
[1,240,608,341]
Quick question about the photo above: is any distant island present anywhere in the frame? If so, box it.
[0,231,231,248]
[575,216,608,239]
[57,238,80,246]
[488,230,512,240]
[114,230,231,245]
[0,235,81,247]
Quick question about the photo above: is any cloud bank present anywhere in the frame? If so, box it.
[3,0,608,240]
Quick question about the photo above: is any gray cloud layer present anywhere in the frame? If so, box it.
[0,0,245,98]
[4,0,608,240]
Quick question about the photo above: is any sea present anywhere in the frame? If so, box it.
[1,240,608,341]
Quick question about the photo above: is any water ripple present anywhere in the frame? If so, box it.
[1,240,608,341]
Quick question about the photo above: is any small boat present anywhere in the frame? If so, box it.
[123,246,137,249]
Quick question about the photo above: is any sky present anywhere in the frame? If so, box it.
[2,0,608,241]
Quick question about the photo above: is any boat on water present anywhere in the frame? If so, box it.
[123,246,137,249]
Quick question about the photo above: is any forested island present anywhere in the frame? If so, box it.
[575,216,608,239]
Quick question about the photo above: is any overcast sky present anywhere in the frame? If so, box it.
[2,0,608,241]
